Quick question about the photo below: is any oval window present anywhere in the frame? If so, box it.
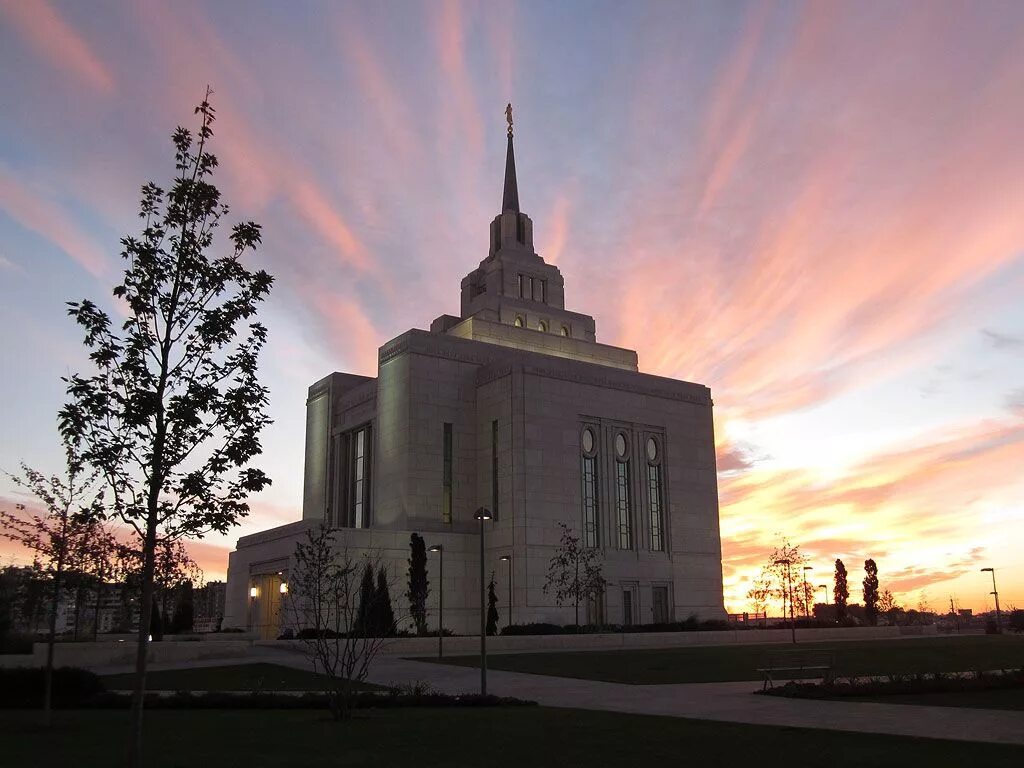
[646,437,658,462]
[615,433,627,458]
[581,428,594,454]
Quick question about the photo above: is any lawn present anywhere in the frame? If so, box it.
[3,707,1023,768]
[423,635,1024,684]
[835,687,1024,711]
[101,663,382,692]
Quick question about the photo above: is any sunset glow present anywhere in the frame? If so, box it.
[1,1,1022,615]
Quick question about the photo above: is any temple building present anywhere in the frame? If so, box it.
[224,109,726,637]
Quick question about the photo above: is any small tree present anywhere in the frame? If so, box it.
[863,559,880,626]
[406,533,429,636]
[58,93,273,766]
[543,522,606,629]
[0,462,104,725]
[747,538,806,625]
[833,559,849,623]
[170,581,195,634]
[355,564,375,636]
[486,571,499,636]
[149,595,164,641]
[374,567,396,638]
[285,524,394,720]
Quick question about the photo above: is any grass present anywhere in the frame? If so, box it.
[101,663,382,692]
[2,707,1023,768]
[834,687,1024,711]
[423,635,1024,684]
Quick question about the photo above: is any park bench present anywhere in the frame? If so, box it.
[757,649,835,690]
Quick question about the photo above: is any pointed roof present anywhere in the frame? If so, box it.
[502,104,519,213]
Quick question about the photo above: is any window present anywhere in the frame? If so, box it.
[514,315,524,328]
[538,320,548,333]
[561,326,570,337]
[339,425,371,528]
[652,586,669,624]
[519,274,533,299]
[615,433,632,550]
[491,419,499,519]
[442,423,453,524]
[581,427,599,548]
[518,274,524,298]
[533,279,546,303]
[647,437,664,552]
[622,589,633,626]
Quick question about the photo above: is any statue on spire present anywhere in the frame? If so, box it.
[506,102,514,137]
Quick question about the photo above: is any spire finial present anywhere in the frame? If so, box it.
[502,103,520,212]
[505,102,513,137]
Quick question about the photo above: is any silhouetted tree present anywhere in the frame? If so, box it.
[0,461,104,725]
[543,522,606,629]
[747,538,806,625]
[863,559,879,626]
[58,92,273,767]
[170,581,195,634]
[406,533,429,635]
[834,559,849,623]
[486,571,499,636]
[374,567,396,637]
[149,595,164,641]
[355,563,375,635]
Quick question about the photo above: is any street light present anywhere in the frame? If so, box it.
[802,566,813,620]
[475,507,493,696]
[980,567,1002,633]
[499,555,512,630]
[772,557,796,644]
[428,545,444,657]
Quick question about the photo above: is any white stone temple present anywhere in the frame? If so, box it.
[224,110,726,637]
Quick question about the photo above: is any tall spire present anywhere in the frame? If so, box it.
[502,102,520,213]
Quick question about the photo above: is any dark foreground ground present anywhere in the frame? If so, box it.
[3,707,1023,768]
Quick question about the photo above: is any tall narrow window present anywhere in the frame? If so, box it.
[647,437,664,551]
[614,432,632,549]
[442,423,453,524]
[518,274,525,298]
[622,589,633,626]
[533,278,546,303]
[342,425,371,528]
[652,586,669,624]
[352,428,366,528]
[581,427,599,548]
[491,419,499,519]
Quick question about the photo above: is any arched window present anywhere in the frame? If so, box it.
[538,320,548,333]
[614,432,632,550]
[513,315,524,328]
[561,326,570,337]
[581,427,599,548]
[646,437,664,551]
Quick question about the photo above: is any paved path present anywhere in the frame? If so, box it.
[95,646,1024,747]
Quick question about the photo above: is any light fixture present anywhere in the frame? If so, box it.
[249,586,258,598]
[279,582,288,594]
[499,555,511,562]
[428,544,443,553]
[474,507,493,521]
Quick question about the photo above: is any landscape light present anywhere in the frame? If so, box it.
[249,586,258,598]
[279,582,288,594]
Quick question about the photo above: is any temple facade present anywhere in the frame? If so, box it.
[224,112,726,637]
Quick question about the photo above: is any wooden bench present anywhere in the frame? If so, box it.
[757,650,835,690]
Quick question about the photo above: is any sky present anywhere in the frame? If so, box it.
[1,0,1022,615]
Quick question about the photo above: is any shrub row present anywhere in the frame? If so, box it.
[0,667,106,708]
[759,668,1024,700]
[499,616,733,636]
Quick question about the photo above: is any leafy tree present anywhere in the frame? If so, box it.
[0,462,104,725]
[543,522,606,629]
[57,92,272,766]
[863,559,880,626]
[284,524,394,720]
[833,559,849,623]
[486,571,499,636]
[406,533,429,636]
[374,567,396,637]
[746,538,806,625]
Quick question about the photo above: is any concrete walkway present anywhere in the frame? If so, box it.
[94,646,1024,748]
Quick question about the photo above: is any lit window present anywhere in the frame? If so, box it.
[561,326,570,337]
[514,316,524,328]
[538,320,548,333]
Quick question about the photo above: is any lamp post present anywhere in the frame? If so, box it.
[980,567,1001,633]
[802,566,813,619]
[428,545,444,657]
[772,557,796,644]
[475,507,493,696]
[499,555,512,630]
[248,585,258,634]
